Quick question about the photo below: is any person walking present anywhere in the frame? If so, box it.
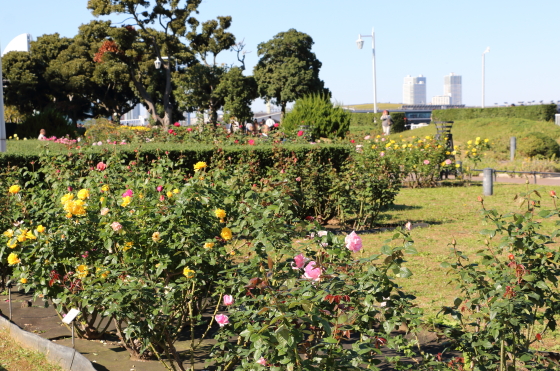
[380,110,392,136]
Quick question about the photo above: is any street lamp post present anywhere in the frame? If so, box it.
[0,43,6,152]
[356,28,377,113]
[481,47,490,108]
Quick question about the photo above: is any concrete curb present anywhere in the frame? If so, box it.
[0,315,96,371]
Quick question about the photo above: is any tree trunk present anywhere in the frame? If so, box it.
[281,102,286,123]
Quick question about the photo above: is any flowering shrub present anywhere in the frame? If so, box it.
[440,190,560,370]
[211,228,423,370]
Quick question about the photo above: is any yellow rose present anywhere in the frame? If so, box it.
[100,196,106,203]
[172,188,179,194]
[36,225,45,233]
[66,212,73,219]
[3,229,14,238]
[193,161,207,171]
[467,140,472,145]
[17,232,27,242]
[221,227,233,241]
[204,242,215,249]
[20,278,28,284]
[61,193,74,204]
[152,231,161,242]
[166,191,173,198]
[8,185,21,194]
[214,209,226,219]
[123,241,133,251]
[121,196,132,207]
[25,231,37,240]
[6,240,16,249]
[77,189,90,200]
[101,184,110,192]
[7,253,20,265]
[484,138,489,143]
[76,265,88,278]
[183,267,195,278]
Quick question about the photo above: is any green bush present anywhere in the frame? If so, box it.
[283,94,351,138]
[16,109,78,139]
[517,132,560,158]
[432,104,557,122]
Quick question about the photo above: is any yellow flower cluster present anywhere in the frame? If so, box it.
[214,209,226,221]
[119,126,151,131]
[76,264,88,278]
[77,189,90,200]
[4,226,41,249]
[121,196,132,207]
[60,195,89,218]
[204,242,215,249]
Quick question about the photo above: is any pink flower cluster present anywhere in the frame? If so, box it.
[92,139,127,146]
[345,231,362,252]
[43,136,77,145]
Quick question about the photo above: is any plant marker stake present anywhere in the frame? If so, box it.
[8,287,12,321]
[62,308,81,349]
[72,322,75,348]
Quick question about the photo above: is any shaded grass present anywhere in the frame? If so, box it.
[0,329,62,371]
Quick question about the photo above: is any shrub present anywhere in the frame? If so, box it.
[283,94,351,138]
[517,132,559,158]
[16,109,77,139]
[432,104,557,122]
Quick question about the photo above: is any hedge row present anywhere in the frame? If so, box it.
[0,143,353,173]
[350,112,406,133]
[432,104,557,122]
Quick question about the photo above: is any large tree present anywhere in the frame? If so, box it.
[87,0,239,127]
[253,29,329,121]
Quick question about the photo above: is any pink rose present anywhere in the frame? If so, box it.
[317,231,328,237]
[223,295,234,306]
[345,231,362,252]
[100,208,109,216]
[187,127,192,132]
[96,162,107,171]
[215,314,229,327]
[423,160,430,165]
[303,261,322,281]
[364,135,371,140]
[292,253,308,269]
[111,221,122,232]
[248,139,255,145]
[159,195,165,201]
[405,222,412,231]
[256,357,267,366]
[274,123,279,127]
[350,139,355,143]
[174,122,180,127]
[445,159,452,165]
[122,189,134,197]
[295,177,301,182]
[97,141,103,146]
[380,152,385,157]
[168,129,174,134]
[297,131,304,137]
[156,186,163,192]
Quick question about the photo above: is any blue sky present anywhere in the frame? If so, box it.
[2,0,559,111]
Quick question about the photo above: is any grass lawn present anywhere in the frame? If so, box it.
[359,182,560,351]
[0,329,61,371]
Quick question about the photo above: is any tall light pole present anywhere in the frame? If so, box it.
[356,28,377,113]
[481,47,490,108]
[0,43,6,152]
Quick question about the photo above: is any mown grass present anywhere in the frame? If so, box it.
[360,182,560,350]
[0,329,62,371]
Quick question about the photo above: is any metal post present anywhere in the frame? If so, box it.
[510,137,516,161]
[371,28,377,114]
[0,43,7,152]
[482,47,490,109]
[483,168,493,196]
[533,172,537,184]
[72,322,75,348]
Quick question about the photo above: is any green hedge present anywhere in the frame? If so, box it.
[0,143,353,173]
[350,112,406,133]
[432,104,557,122]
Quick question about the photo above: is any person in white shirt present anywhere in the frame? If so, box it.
[38,129,46,140]
[265,116,275,129]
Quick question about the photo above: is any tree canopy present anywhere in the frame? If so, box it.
[253,29,329,121]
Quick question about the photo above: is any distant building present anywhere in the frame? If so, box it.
[2,34,32,56]
[443,73,462,105]
[403,75,427,105]
[431,95,452,105]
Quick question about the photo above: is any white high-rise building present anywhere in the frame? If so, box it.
[443,73,462,105]
[403,75,427,105]
[431,95,452,105]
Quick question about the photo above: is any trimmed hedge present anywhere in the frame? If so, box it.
[0,143,353,173]
[432,104,557,122]
[350,112,406,133]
